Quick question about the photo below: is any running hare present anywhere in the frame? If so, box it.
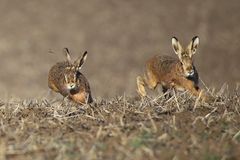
[48,48,93,104]
[137,36,212,102]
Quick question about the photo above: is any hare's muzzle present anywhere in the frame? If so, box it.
[66,83,76,90]
[183,64,195,77]
[187,70,195,77]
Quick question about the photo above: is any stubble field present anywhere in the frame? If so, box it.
[1,86,240,160]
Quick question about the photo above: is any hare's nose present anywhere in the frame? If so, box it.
[68,83,75,89]
[188,70,194,76]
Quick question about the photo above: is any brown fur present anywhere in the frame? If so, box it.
[137,36,212,102]
[48,49,93,104]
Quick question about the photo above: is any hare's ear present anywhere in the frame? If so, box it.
[188,36,199,56]
[76,51,88,70]
[64,48,71,63]
[172,37,183,55]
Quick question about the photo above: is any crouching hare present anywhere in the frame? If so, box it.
[137,36,213,102]
[48,48,93,104]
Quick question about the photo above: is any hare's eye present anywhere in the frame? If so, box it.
[192,48,196,53]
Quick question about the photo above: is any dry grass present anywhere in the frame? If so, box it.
[0,86,240,160]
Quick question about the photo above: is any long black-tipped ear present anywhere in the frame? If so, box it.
[77,51,88,70]
[63,48,71,63]
[172,37,183,55]
[190,36,200,55]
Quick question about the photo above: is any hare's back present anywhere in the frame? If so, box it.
[49,62,69,79]
[147,55,178,74]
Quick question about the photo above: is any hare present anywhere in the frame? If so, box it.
[48,48,93,104]
[137,36,211,102]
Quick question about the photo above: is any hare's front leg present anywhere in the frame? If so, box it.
[144,70,158,90]
[177,77,215,102]
[176,78,203,97]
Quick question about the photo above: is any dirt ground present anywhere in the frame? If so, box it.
[0,87,240,160]
[0,0,240,99]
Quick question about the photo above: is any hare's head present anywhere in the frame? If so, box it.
[63,48,88,90]
[172,36,199,77]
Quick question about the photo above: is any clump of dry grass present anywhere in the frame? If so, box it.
[0,86,239,160]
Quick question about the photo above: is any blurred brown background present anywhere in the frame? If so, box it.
[0,0,239,99]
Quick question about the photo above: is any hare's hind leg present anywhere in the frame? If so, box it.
[137,76,147,97]
[145,71,158,90]
[48,80,60,93]
[137,71,158,97]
